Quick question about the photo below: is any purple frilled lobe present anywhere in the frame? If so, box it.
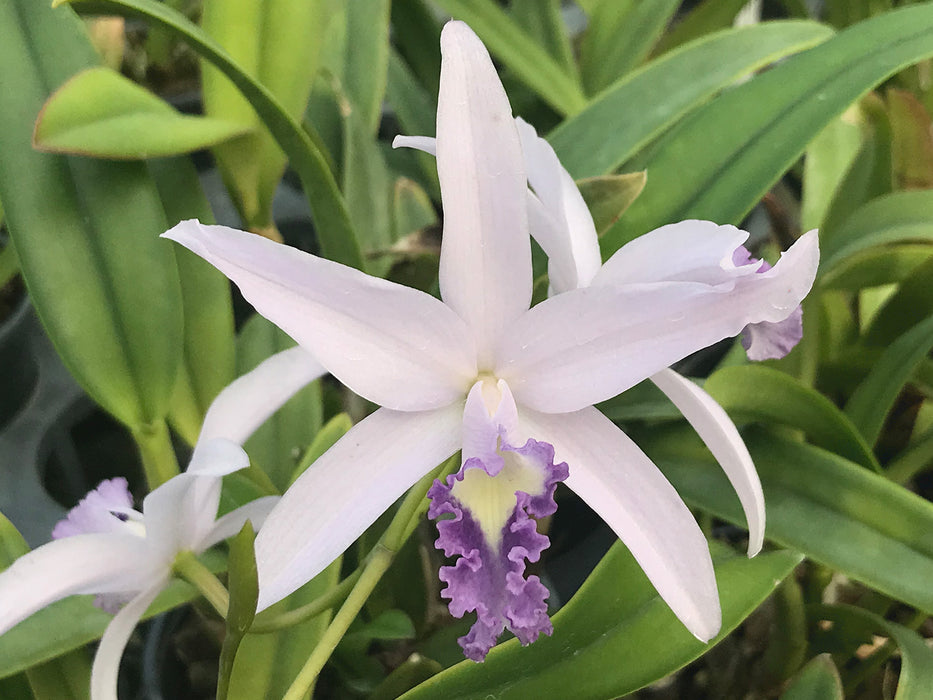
[52,478,142,613]
[428,438,569,662]
[52,478,136,539]
[733,246,804,361]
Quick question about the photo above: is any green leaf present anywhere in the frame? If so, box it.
[402,546,800,700]
[201,0,332,234]
[390,0,441,96]
[813,605,933,700]
[800,111,864,231]
[346,609,416,643]
[821,191,933,276]
[819,243,933,291]
[645,428,933,615]
[431,0,586,116]
[703,365,880,471]
[604,4,933,253]
[779,655,843,700]
[290,412,354,485]
[845,313,933,446]
[63,0,364,270]
[652,0,751,55]
[576,172,647,236]
[150,156,236,445]
[236,315,323,492]
[578,0,681,95]
[0,542,225,681]
[509,0,576,77]
[0,0,183,429]
[550,21,832,180]
[386,50,440,198]
[864,254,933,345]
[343,0,391,137]
[33,67,249,158]
[888,87,933,190]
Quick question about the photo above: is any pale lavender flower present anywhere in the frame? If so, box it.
[163,21,818,660]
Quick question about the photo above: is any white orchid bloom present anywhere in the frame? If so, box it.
[0,436,278,699]
[163,21,818,661]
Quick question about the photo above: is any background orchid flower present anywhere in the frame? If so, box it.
[163,21,819,660]
[0,438,277,700]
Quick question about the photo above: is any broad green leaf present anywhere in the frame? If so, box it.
[888,88,933,190]
[402,545,800,700]
[550,21,832,179]
[33,67,249,158]
[822,191,933,276]
[201,0,331,235]
[150,157,236,445]
[845,313,933,446]
[343,0,391,137]
[864,254,933,345]
[237,315,323,492]
[779,655,843,700]
[820,244,933,290]
[703,365,880,471]
[577,172,647,236]
[510,0,576,76]
[431,0,586,116]
[390,0,442,96]
[0,0,183,429]
[645,428,933,614]
[605,4,933,254]
[579,0,681,95]
[652,0,751,55]
[800,111,864,231]
[62,0,365,270]
[813,605,933,700]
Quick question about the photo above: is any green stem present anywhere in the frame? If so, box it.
[250,568,361,634]
[281,459,455,700]
[132,418,180,489]
[886,427,933,484]
[173,550,229,618]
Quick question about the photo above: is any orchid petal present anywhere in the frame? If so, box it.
[592,220,759,287]
[436,22,531,369]
[204,496,280,548]
[0,534,154,635]
[141,439,248,559]
[392,135,436,155]
[650,369,765,556]
[255,404,464,609]
[519,406,721,642]
[498,231,819,412]
[199,347,326,445]
[90,582,165,700]
[163,221,476,410]
[515,117,601,293]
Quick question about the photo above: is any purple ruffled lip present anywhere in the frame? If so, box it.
[428,438,569,661]
[52,477,139,540]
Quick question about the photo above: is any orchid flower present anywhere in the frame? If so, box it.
[0,438,277,700]
[163,21,819,661]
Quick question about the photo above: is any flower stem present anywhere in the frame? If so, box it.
[281,458,455,700]
[132,418,180,489]
[250,568,361,634]
[173,550,229,618]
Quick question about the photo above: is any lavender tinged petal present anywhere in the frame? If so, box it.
[429,439,568,661]
[734,246,805,360]
[52,478,135,539]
